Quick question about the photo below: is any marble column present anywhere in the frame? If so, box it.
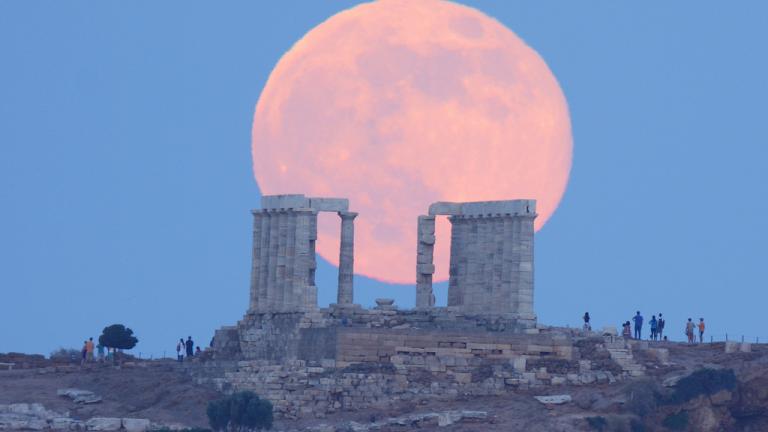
[416,215,436,308]
[337,211,357,305]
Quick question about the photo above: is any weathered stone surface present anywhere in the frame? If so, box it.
[534,394,572,405]
[85,417,122,431]
[122,418,151,432]
[260,194,310,210]
[308,198,349,212]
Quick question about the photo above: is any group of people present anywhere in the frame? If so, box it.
[80,337,106,364]
[626,311,667,341]
[176,336,201,361]
[685,318,706,344]
[584,311,707,343]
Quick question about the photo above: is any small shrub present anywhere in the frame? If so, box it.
[587,416,607,431]
[666,368,736,405]
[662,411,689,430]
[624,379,662,417]
[207,391,273,431]
[50,348,80,363]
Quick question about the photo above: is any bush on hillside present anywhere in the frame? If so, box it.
[50,348,81,363]
[624,378,662,417]
[664,368,736,405]
[207,391,273,431]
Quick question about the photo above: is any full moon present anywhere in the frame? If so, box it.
[252,0,572,284]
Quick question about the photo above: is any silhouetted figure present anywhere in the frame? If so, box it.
[176,338,185,362]
[583,312,591,331]
[650,315,658,341]
[698,318,706,343]
[658,313,665,340]
[632,311,644,339]
[622,321,631,338]
[686,318,695,344]
[185,336,194,359]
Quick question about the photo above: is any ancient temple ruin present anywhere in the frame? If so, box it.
[416,199,536,321]
[248,194,357,313]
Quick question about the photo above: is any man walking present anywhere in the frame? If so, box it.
[185,336,194,360]
[698,318,706,343]
[632,311,644,340]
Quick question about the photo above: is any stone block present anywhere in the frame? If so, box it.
[428,202,463,215]
[308,198,349,212]
[725,341,739,353]
[417,264,435,274]
[261,194,309,210]
[534,395,571,405]
[122,419,151,432]
[85,418,122,431]
[740,343,752,353]
[511,357,526,372]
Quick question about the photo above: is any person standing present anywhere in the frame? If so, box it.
[176,338,185,362]
[658,313,666,340]
[86,337,95,363]
[632,311,644,340]
[96,343,105,362]
[185,336,194,359]
[698,318,706,343]
[686,318,695,344]
[583,312,591,331]
[622,321,631,339]
[80,341,88,366]
[650,315,658,341]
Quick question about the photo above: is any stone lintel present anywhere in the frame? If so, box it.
[429,199,537,217]
[309,197,349,212]
[260,194,350,212]
[260,194,309,210]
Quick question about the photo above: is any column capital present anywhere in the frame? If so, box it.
[338,211,358,219]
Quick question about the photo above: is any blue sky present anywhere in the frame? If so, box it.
[1,1,767,356]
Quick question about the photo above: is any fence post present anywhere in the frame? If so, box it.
[710,336,713,344]
[726,333,728,341]
[741,336,744,343]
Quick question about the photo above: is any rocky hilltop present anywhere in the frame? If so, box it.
[2,338,767,432]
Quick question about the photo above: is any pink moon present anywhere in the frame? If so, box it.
[252,0,572,284]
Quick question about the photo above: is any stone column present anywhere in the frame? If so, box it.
[336,211,357,305]
[416,215,436,308]
[249,210,264,312]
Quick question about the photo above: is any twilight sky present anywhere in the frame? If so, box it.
[1,1,767,356]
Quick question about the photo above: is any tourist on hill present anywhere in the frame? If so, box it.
[622,321,631,339]
[685,318,695,344]
[632,311,644,340]
[195,346,202,356]
[698,318,706,343]
[658,314,666,340]
[176,338,185,362]
[96,343,105,362]
[86,337,95,362]
[650,315,658,341]
[185,336,194,359]
[583,312,591,332]
[80,341,87,366]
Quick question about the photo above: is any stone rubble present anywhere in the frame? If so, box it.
[0,403,156,431]
[57,389,102,405]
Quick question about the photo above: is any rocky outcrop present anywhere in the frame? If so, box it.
[0,403,154,432]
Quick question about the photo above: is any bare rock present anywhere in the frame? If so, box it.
[534,395,572,405]
[85,417,122,431]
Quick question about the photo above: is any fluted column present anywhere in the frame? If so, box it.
[337,211,357,304]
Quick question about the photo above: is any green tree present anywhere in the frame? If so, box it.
[98,324,138,363]
[207,391,273,431]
